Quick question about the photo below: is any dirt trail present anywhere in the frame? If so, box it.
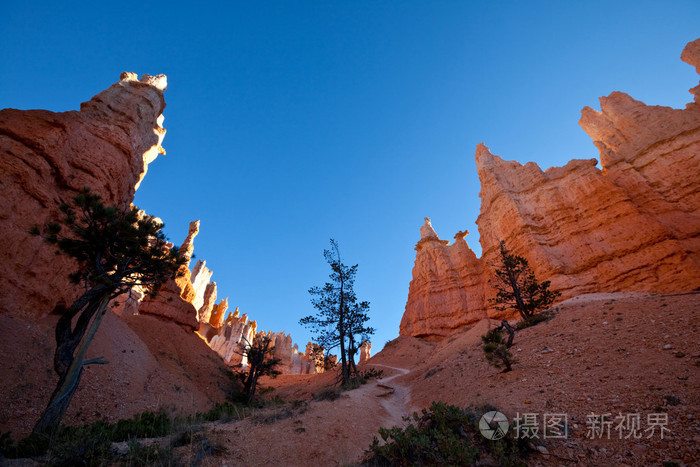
[209,365,414,466]
[366,364,412,427]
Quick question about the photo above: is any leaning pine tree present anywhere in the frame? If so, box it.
[489,240,561,325]
[31,188,186,436]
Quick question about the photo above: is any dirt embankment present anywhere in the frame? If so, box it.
[0,311,233,438]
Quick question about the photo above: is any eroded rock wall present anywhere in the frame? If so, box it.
[400,219,486,340]
[401,38,700,340]
[137,220,201,330]
[0,72,167,318]
[199,310,320,375]
[267,331,319,375]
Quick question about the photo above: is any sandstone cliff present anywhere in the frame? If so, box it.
[0,75,238,436]
[401,38,700,339]
[202,308,258,367]
[133,217,318,374]
[359,341,372,364]
[0,72,167,319]
[400,219,487,339]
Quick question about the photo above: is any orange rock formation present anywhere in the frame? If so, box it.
[0,72,167,319]
[401,38,700,340]
[359,340,372,364]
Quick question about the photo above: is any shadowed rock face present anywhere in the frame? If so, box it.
[401,38,700,340]
[138,220,200,330]
[0,72,167,319]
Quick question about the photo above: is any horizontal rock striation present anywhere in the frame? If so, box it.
[401,38,700,340]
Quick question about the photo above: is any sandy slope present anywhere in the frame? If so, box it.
[200,292,698,466]
[0,311,232,437]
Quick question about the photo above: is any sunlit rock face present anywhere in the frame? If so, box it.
[359,341,372,364]
[0,73,167,318]
[202,308,258,367]
[401,39,700,340]
[199,313,319,374]
[266,331,319,374]
[191,260,214,315]
[209,297,230,328]
[198,282,218,324]
[400,219,487,340]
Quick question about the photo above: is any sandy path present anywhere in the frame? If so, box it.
[209,365,413,466]
[367,364,412,427]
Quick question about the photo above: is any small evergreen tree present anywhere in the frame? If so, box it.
[481,329,515,372]
[489,240,561,324]
[300,239,374,385]
[31,188,186,435]
[236,335,281,403]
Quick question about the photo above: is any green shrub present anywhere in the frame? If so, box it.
[363,402,526,466]
[482,329,516,372]
[1,431,50,459]
[358,368,384,380]
[342,378,363,391]
[123,441,174,467]
[110,410,173,441]
[313,387,342,401]
[1,405,241,463]
[514,310,554,330]
[196,402,250,422]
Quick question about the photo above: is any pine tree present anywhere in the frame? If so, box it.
[236,335,281,403]
[489,240,561,324]
[481,329,516,372]
[31,188,185,435]
[299,239,374,384]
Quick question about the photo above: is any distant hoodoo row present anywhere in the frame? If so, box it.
[112,218,333,375]
[401,38,700,340]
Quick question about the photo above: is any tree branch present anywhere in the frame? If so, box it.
[82,357,109,366]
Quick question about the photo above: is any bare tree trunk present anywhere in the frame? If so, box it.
[338,289,349,384]
[500,352,513,372]
[506,269,528,320]
[246,369,259,404]
[33,295,110,435]
[496,320,515,348]
[347,336,358,376]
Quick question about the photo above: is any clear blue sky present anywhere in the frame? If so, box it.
[2,2,698,353]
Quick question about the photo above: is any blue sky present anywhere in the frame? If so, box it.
[2,2,698,353]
